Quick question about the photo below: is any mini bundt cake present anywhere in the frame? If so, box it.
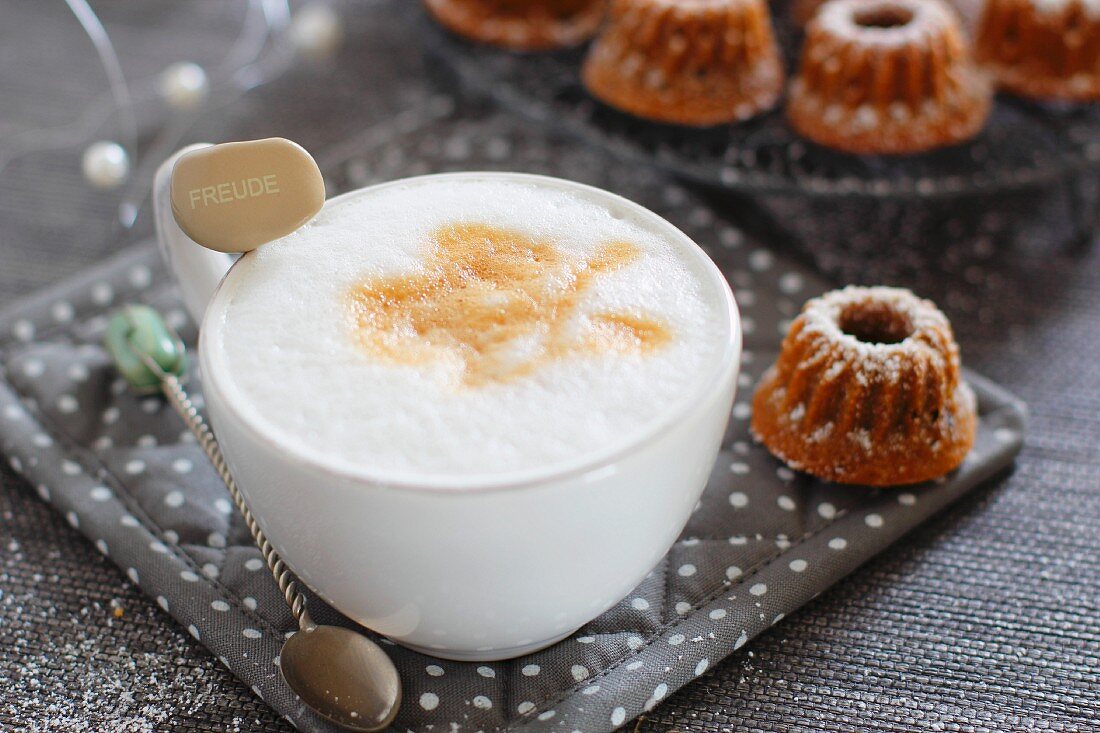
[424,0,607,50]
[752,286,977,487]
[787,0,993,154]
[975,0,1100,101]
[582,0,785,126]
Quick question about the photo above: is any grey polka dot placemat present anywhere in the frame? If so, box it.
[0,110,1025,733]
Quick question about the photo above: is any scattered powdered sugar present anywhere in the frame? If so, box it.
[848,429,873,452]
[853,106,879,130]
[213,175,730,480]
[808,422,835,442]
[821,359,849,382]
[0,575,245,732]
[6,643,226,732]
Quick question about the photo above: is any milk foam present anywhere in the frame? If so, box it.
[212,175,732,481]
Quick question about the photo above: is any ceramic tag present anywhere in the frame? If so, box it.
[170,137,325,253]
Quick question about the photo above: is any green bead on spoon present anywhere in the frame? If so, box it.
[104,304,187,393]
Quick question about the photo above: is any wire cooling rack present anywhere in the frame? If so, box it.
[421,1,1100,199]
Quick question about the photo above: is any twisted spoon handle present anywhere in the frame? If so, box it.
[106,305,315,630]
[153,362,315,631]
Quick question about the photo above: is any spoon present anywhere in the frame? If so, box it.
[105,304,402,731]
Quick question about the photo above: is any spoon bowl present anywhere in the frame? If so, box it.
[280,625,402,732]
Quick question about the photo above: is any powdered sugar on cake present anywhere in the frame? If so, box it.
[815,0,956,46]
[797,285,952,378]
[1031,0,1100,17]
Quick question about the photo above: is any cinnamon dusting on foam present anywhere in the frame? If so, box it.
[347,223,671,385]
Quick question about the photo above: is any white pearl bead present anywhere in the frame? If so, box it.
[289,3,342,60]
[82,141,130,190]
[159,62,209,110]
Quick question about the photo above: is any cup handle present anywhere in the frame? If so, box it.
[153,143,235,325]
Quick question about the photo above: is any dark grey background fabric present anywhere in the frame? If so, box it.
[0,1,1097,732]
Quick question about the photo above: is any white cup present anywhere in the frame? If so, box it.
[154,146,741,661]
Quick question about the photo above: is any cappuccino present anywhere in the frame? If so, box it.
[211,174,733,480]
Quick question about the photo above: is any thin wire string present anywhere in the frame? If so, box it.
[64,0,137,165]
